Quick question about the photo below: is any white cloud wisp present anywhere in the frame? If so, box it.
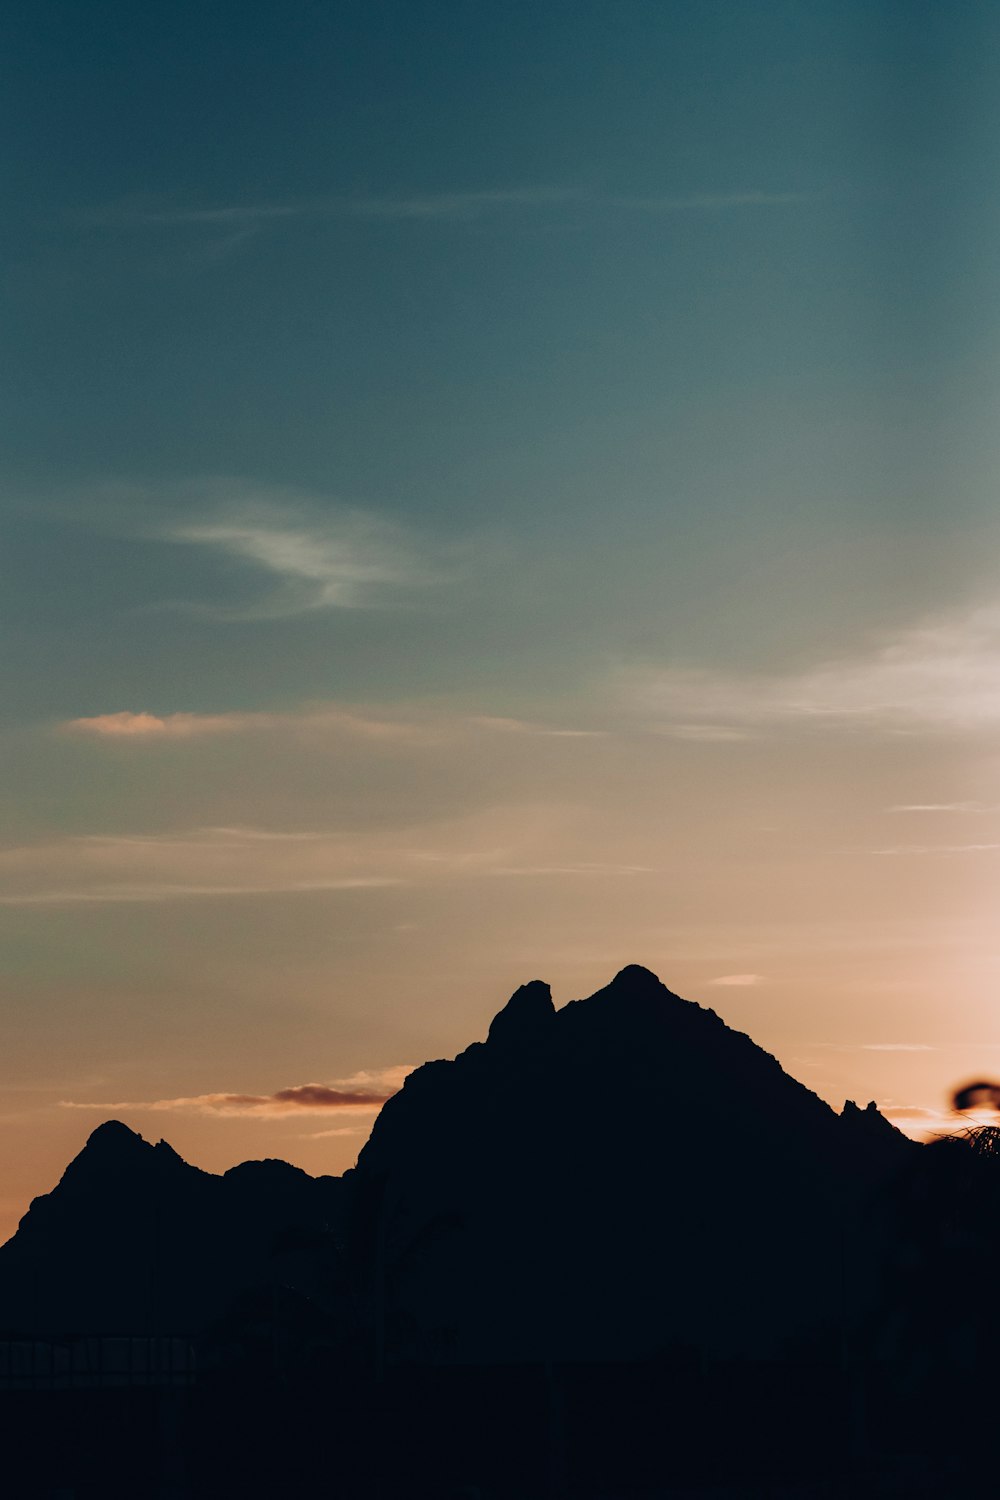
[628,601,1000,737]
[166,503,431,617]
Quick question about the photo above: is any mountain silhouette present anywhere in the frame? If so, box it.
[348,964,912,1363]
[0,967,911,1365]
[4,968,964,1497]
[0,1119,345,1337]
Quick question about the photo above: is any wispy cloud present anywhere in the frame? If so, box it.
[708,973,763,987]
[889,802,1000,814]
[0,879,399,906]
[489,862,654,877]
[164,501,432,618]
[467,716,606,739]
[662,724,755,743]
[89,185,818,234]
[63,711,252,740]
[58,479,447,618]
[873,844,1000,856]
[612,190,817,211]
[626,601,1000,737]
[60,1066,413,1118]
[0,805,628,906]
[816,1041,935,1053]
[345,187,816,221]
[0,826,404,906]
[59,704,602,746]
[860,1043,936,1053]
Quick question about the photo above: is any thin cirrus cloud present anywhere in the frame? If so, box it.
[87,186,577,229]
[814,1041,935,1053]
[163,502,434,618]
[60,705,602,744]
[859,1043,936,1053]
[0,805,630,907]
[873,843,1000,856]
[888,803,1000,814]
[60,1066,413,1118]
[627,601,1000,736]
[0,826,404,907]
[708,974,763,987]
[91,185,819,232]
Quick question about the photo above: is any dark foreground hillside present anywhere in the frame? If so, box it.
[1,966,997,1497]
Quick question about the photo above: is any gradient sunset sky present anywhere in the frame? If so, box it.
[4,0,1000,1242]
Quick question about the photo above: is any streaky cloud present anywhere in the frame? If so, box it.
[873,843,1000,856]
[0,877,402,907]
[889,802,1000,813]
[63,711,252,740]
[0,805,631,907]
[625,600,1000,736]
[47,477,450,620]
[59,1065,413,1118]
[59,703,603,745]
[84,184,820,232]
[468,715,607,739]
[166,501,432,617]
[814,1041,934,1053]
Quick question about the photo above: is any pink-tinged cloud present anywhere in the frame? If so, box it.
[59,1066,414,1118]
[215,1084,397,1110]
[63,711,248,739]
[708,973,763,987]
[59,704,603,746]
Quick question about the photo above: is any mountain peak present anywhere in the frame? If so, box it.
[487,980,554,1048]
[840,1098,913,1160]
[83,1119,149,1158]
[608,964,668,992]
[64,1121,196,1190]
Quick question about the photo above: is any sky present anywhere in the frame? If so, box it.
[4,0,1000,1241]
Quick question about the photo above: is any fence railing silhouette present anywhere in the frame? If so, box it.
[0,1335,196,1390]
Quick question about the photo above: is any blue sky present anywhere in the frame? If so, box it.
[4,0,1000,1236]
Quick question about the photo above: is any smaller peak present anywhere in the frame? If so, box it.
[487,980,555,1048]
[840,1100,911,1154]
[225,1157,309,1183]
[152,1138,186,1165]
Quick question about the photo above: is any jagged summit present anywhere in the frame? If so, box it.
[352,966,913,1362]
[841,1097,912,1160]
[487,979,554,1047]
[61,1119,192,1195]
[843,1098,881,1117]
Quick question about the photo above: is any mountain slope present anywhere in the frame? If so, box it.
[0,967,910,1356]
[0,1121,345,1335]
[351,965,911,1362]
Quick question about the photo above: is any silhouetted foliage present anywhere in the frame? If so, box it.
[953,1080,1000,1111]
